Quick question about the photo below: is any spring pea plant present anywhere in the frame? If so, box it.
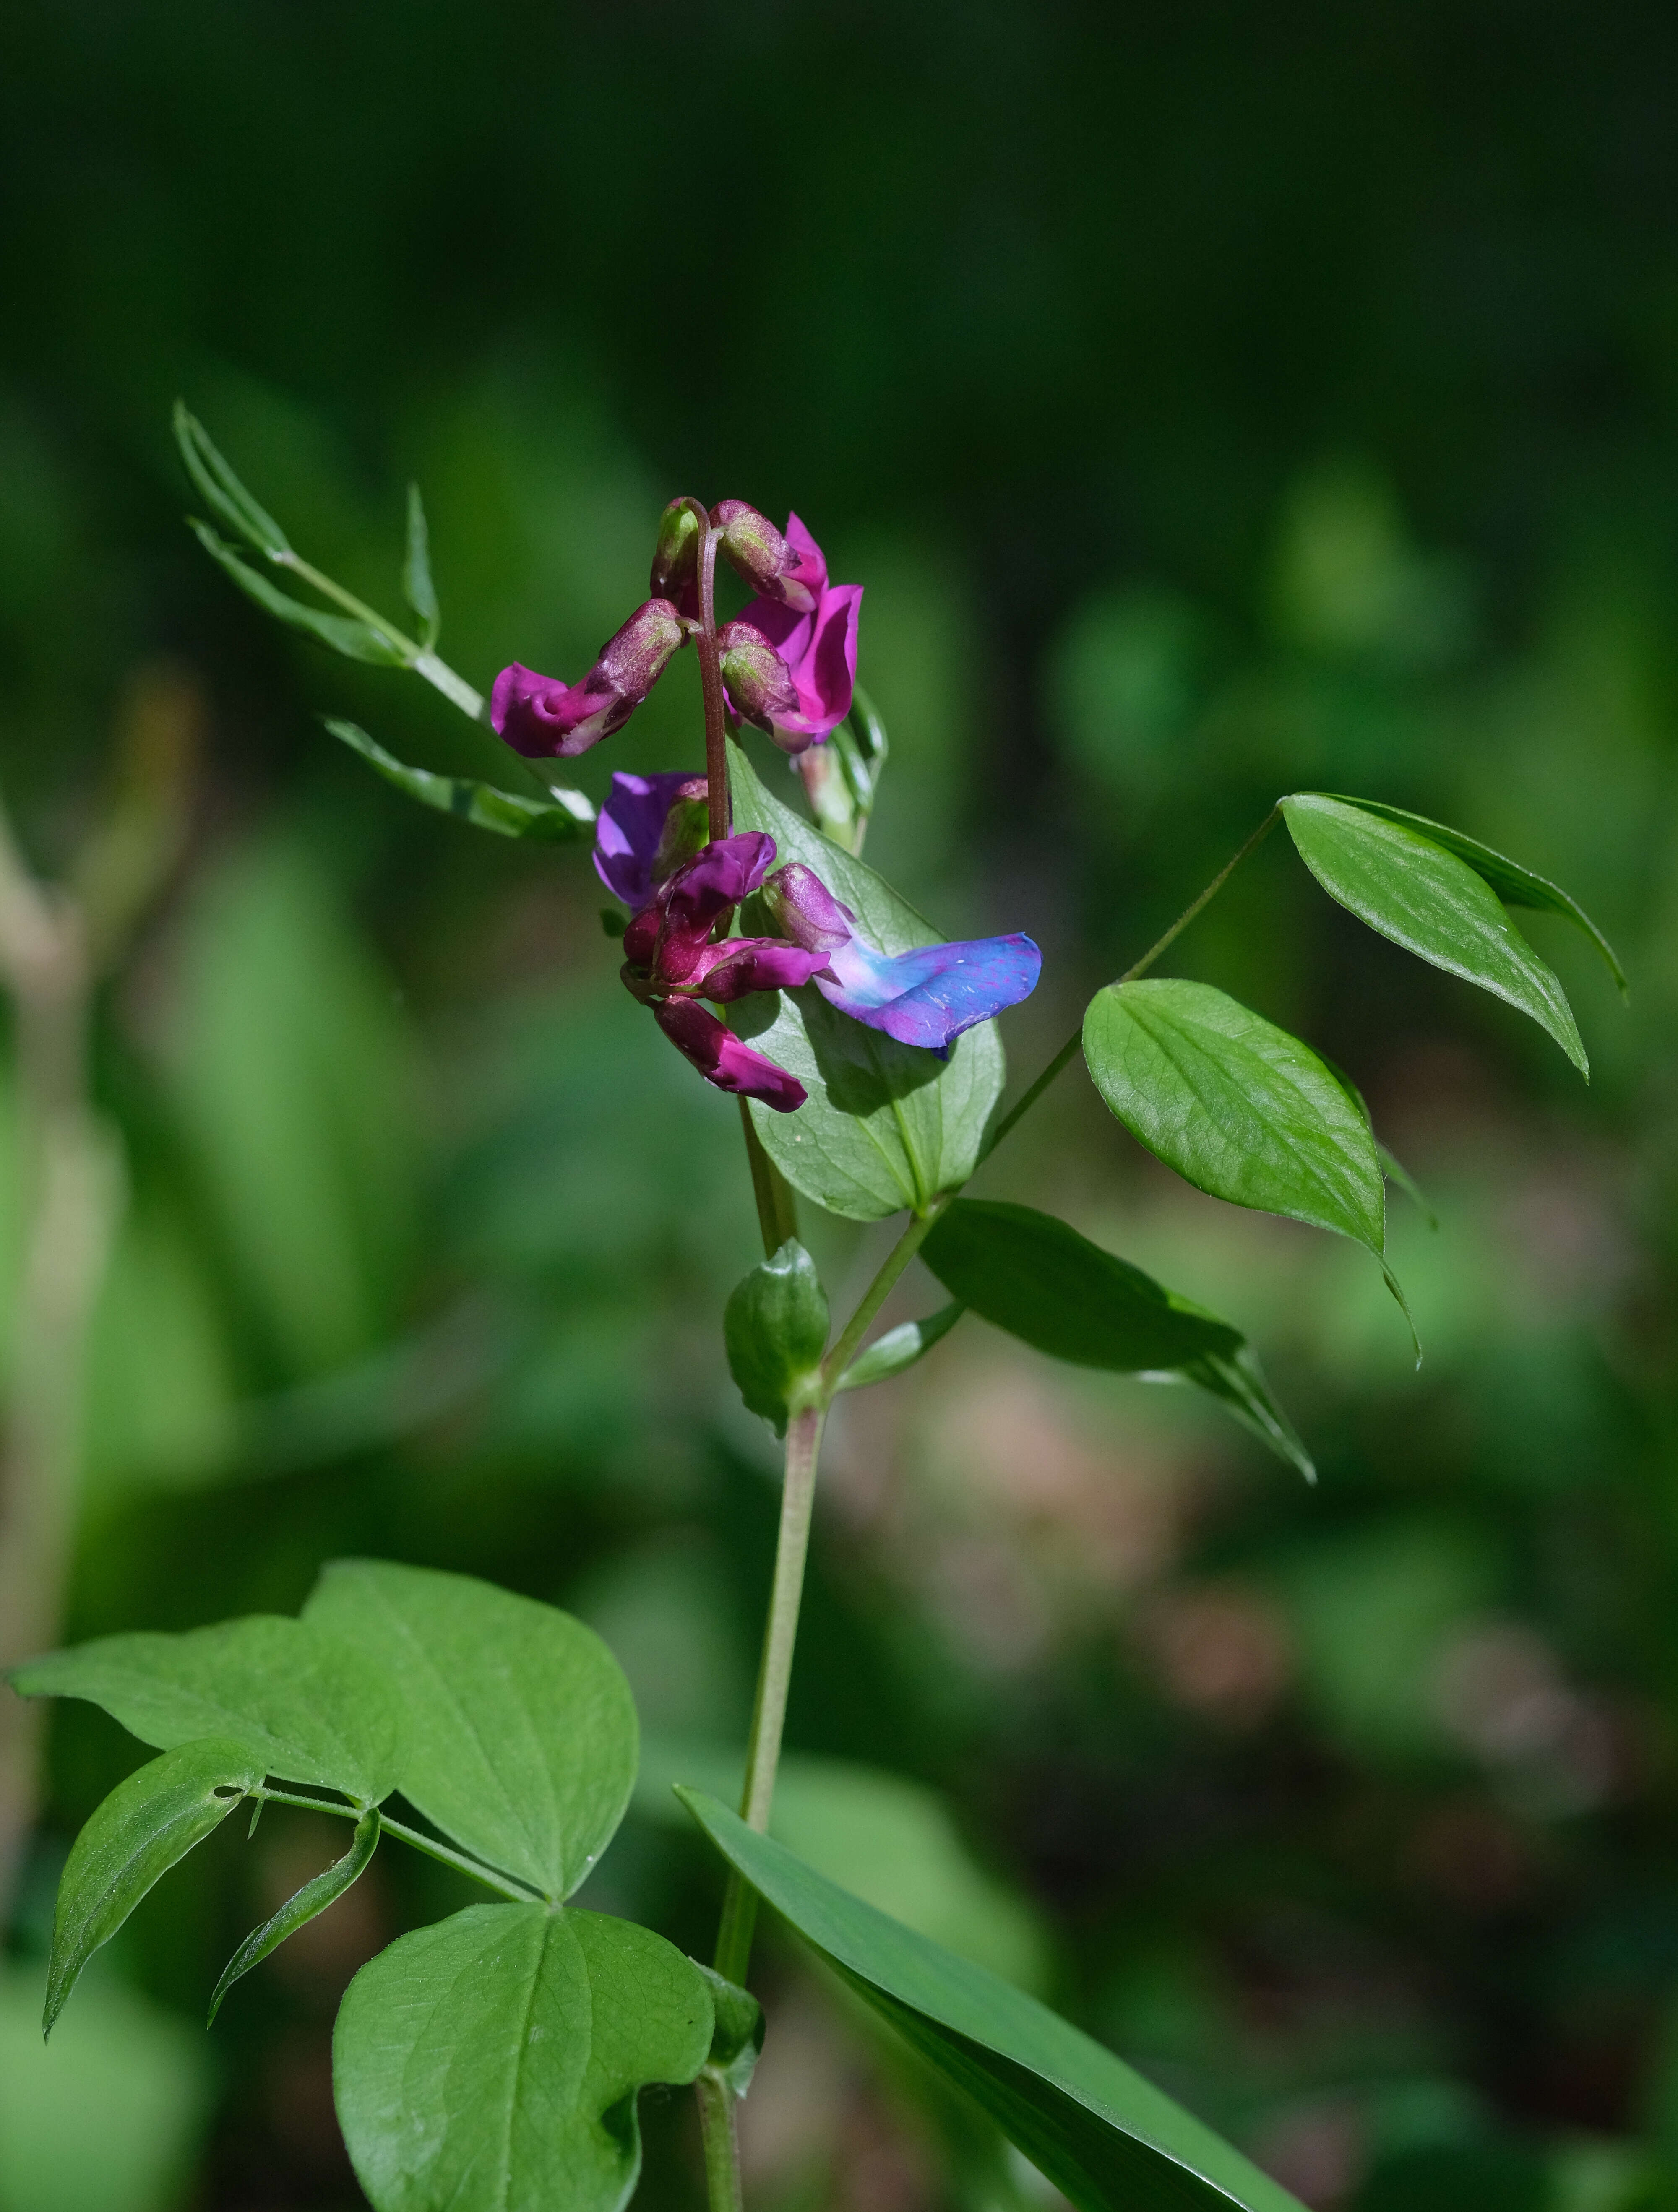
[6,409,1624,2212]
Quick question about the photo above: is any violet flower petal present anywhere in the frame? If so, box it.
[736,583,863,752]
[653,998,807,1112]
[492,662,627,758]
[594,770,705,907]
[817,932,1042,1052]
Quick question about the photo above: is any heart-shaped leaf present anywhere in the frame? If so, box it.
[46,1738,262,2036]
[1082,979,1386,1254]
[1309,793,1624,996]
[10,1618,405,1806]
[724,1239,830,1433]
[729,742,1005,1221]
[922,1200,1312,1477]
[304,1562,636,1902]
[1281,794,1588,1072]
[334,1902,713,2212]
[209,1808,381,2025]
[325,719,592,842]
[679,1792,1303,2212]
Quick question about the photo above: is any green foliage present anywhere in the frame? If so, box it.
[208,1806,380,2025]
[325,717,593,841]
[333,1903,714,2212]
[1280,795,1589,1072]
[724,1239,830,1433]
[402,483,442,648]
[730,741,1004,1219]
[834,1300,964,1392]
[696,1965,766,2099]
[10,1618,405,1804]
[188,519,409,665]
[172,402,291,558]
[304,1561,638,1900]
[44,1740,262,2037]
[679,1792,1303,2212]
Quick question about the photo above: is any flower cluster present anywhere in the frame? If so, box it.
[490,498,1040,1110]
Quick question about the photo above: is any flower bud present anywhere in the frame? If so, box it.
[650,497,701,611]
[717,620,799,733]
[711,501,791,599]
[649,776,710,885]
[597,598,686,702]
[760,862,854,955]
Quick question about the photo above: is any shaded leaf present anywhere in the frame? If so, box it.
[1314,792,1624,996]
[334,1902,712,2212]
[209,1808,380,2025]
[11,1617,405,1805]
[402,483,441,648]
[46,1738,261,2036]
[730,742,1005,1221]
[679,1792,1303,2212]
[304,1561,636,1901]
[835,1301,965,1392]
[173,401,290,555]
[1082,979,1386,1254]
[724,1239,829,1434]
[1170,1348,1315,1484]
[696,1965,765,2099]
[189,521,408,666]
[325,719,592,842]
[1281,794,1587,1073]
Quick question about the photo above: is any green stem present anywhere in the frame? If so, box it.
[820,1203,945,1390]
[274,553,487,722]
[739,1101,799,1258]
[696,2068,746,2212]
[981,806,1281,1163]
[252,1787,541,1904]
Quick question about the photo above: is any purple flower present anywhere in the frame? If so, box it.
[492,600,686,760]
[762,861,1041,1054]
[652,999,808,1114]
[711,503,829,615]
[594,771,709,909]
[718,515,861,755]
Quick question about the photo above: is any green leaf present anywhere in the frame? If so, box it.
[1378,1141,1437,1229]
[1280,794,1588,1074]
[1312,792,1625,997]
[922,1200,1312,1478]
[724,1239,830,1433]
[208,1807,380,2025]
[46,1738,262,2036]
[304,1561,636,1901]
[402,483,441,648]
[333,1902,713,2212]
[730,741,1005,1221]
[696,1965,764,2099]
[1082,979,1386,1254]
[189,521,409,667]
[679,1792,1303,2212]
[325,719,593,842]
[835,1301,965,1392]
[173,401,290,556]
[10,1617,405,1805]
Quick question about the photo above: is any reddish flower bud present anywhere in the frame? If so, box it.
[491,601,686,760]
[653,998,807,1112]
[713,505,829,617]
[716,620,800,733]
[760,862,854,955]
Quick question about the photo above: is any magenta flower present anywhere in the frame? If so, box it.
[719,515,862,755]
[491,600,685,759]
[761,861,1041,1054]
[651,999,808,1114]
[711,503,829,615]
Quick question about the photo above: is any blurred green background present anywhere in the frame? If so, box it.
[7,4,1678,2207]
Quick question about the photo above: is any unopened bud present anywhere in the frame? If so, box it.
[761,862,854,955]
[650,776,709,884]
[717,619,798,732]
[650,497,701,608]
[711,500,792,599]
[597,599,686,702]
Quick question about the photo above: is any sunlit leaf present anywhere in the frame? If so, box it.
[209,1807,380,2025]
[730,741,1005,1221]
[402,482,441,648]
[304,1561,636,1901]
[46,1738,261,2035]
[835,1301,964,1392]
[724,1239,830,1434]
[325,718,592,841]
[1311,792,1624,997]
[11,1618,405,1805]
[1082,979,1386,1254]
[680,1792,1303,2212]
[334,1902,713,2212]
[1281,794,1588,1072]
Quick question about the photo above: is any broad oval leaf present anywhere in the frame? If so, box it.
[10,1617,405,1806]
[1281,794,1587,1073]
[730,741,1005,1221]
[334,1902,713,2212]
[836,1301,965,1393]
[724,1239,830,1434]
[1082,980,1386,1254]
[1311,792,1624,996]
[209,1808,380,2025]
[304,1561,636,1902]
[922,1200,1313,1478]
[47,1738,262,2036]
[189,522,409,667]
[325,719,593,842]
[679,1792,1303,2212]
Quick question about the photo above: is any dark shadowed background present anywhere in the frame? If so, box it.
[6,5,1678,2207]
